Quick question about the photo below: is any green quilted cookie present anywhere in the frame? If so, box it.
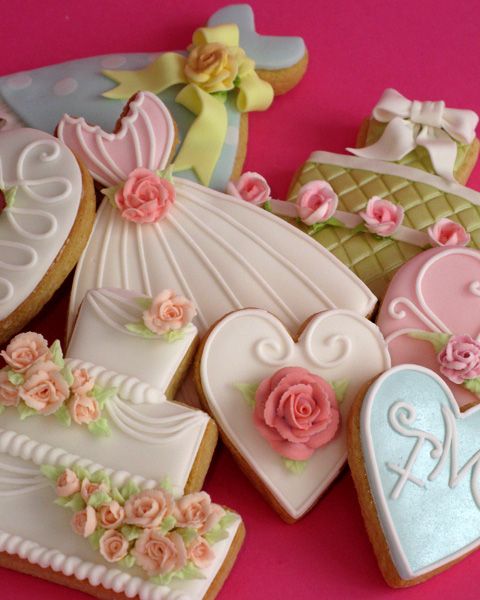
[287,152,480,299]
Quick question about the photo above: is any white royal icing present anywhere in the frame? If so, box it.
[0,128,82,320]
[199,308,390,519]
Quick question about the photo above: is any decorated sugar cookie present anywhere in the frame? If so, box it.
[0,4,307,190]
[0,427,244,599]
[196,308,390,522]
[56,92,377,342]
[0,126,95,345]
[376,246,480,409]
[349,364,480,586]
[0,287,217,495]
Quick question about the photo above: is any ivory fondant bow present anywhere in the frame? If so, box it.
[347,88,479,181]
[103,24,274,186]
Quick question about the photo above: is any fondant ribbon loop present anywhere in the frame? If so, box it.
[102,24,274,185]
[347,88,479,181]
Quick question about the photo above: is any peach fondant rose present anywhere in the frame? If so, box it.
[71,368,95,395]
[56,468,80,497]
[0,370,20,407]
[71,506,97,537]
[99,530,129,563]
[438,335,480,384]
[114,168,175,224]
[1,332,51,373]
[132,530,186,577]
[124,488,173,528]
[226,172,271,206]
[253,366,340,461]
[69,394,101,425]
[188,536,215,569]
[97,501,125,529]
[428,218,470,247]
[80,478,109,503]
[184,42,241,93]
[19,361,69,415]
[143,289,196,335]
[358,196,404,237]
[173,491,225,534]
[296,180,338,226]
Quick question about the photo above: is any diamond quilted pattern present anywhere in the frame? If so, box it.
[288,160,480,299]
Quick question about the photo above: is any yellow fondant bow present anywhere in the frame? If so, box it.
[103,24,274,185]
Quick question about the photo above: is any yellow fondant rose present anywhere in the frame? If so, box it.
[184,42,244,94]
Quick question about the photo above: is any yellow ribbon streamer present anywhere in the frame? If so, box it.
[172,84,228,185]
[101,25,274,185]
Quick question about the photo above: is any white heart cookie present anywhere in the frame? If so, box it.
[197,308,390,521]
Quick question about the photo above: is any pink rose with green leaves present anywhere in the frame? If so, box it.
[359,196,404,237]
[69,393,101,425]
[143,289,196,335]
[19,361,69,415]
[173,491,225,534]
[124,488,173,528]
[132,530,186,576]
[1,332,51,373]
[438,334,480,384]
[295,180,338,226]
[56,468,80,497]
[188,536,215,568]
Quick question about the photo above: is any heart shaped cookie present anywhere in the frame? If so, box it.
[0,127,95,345]
[349,364,480,586]
[196,308,390,522]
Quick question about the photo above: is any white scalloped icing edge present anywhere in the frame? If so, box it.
[0,427,241,599]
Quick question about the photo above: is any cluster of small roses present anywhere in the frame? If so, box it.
[0,332,112,435]
[48,466,236,584]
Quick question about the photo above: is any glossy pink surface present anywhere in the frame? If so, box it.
[2,1,480,598]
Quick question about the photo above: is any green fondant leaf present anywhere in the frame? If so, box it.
[71,465,90,481]
[50,340,64,368]
[464,378,480,395]
[4,186,17,208]
[120,480,140,500]
[203,527,229,545]
[89,470,111,486]
[88,490,112,508]
[0,405,5,416]
[233,75,241,88]
[233,383,258,408]
[40,464,65,482]
[92,385,117,408]
[135,296,153,311]
[175,527,198,545]
[283,458,308,475]
[17,403,37,420]
[7,370,24,386]
[119,554,136,570]
[61,365,74,387]
[163,329,186,343]
[54,404,72,427]
[408,330,451,353]
[88,528,106,551]
[211,91,228,103]
[308,222,327,236]
[101,185,119,207]
[351,223,368,235]
[55,492,85,512]
[111,486,125,505]
[120,525,143,542]
[156,164,174,182]
[263,200,272,212]
[159,475,173,493]
[150,561,205,586]
[327,217,346,228]
[160,515,176,534]
[218,511,238,529]
[125,322,157,338]
[331,379,349,404]
[88,417,111,438]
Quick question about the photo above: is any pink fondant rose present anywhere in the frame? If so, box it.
[97,501,125,529]
[56,468,80,498]
[71,368,95,395]
[1,332,51,373]
[0,370,20,407]
[71,506,97,537]
[124,488,173,528]
[132,530,186,577]
[438,334,480,384]
[188,537,215,569]
[296,180,338,226]
[428,218,470,247]
[226,172,271,206]
[174,491,225,534]
[69,394,101,425]
[253,366,340,461]
[359,196,404,237]
[143,289,196,335]
[19,361,69,415]
[99,530,129,563]
[80,478,109,503]
[114,167,175,224]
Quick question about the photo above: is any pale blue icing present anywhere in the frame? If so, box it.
[0,53,240,190]
[208,4,306,70]
[361,365,480,579]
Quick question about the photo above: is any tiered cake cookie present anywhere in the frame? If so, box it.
[0,4,307,190]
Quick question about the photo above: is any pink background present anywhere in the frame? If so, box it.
[2,0,480,598]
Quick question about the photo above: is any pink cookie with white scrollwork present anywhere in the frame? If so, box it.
[377,246,480,408]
